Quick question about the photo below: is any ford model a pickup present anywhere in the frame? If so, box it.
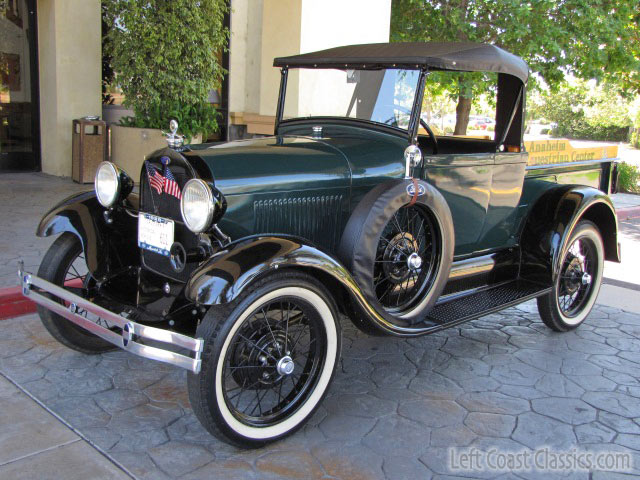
[20,43,620,447]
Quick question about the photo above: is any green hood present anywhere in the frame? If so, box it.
[186,136,351,196]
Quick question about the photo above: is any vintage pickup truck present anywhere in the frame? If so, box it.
[19,42,620,447]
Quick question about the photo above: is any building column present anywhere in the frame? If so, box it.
[37,0,101,176]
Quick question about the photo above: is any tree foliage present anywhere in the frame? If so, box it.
[391,0,640,133]
[529,80,633,142]
[104,0,229,139]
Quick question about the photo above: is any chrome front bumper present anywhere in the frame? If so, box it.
[18,263,203,373]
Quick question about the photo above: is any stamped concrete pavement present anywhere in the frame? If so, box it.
[0,375,130,479]
[1,301,640,479]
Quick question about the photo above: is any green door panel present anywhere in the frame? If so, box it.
[421,153,494,256]
[476,152,527,251]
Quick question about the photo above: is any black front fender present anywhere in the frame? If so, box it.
[184,235,456,337]
[37,191,139,279]
[520,185,619,285]
[184,236,358,305]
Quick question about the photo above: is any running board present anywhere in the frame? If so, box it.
[424,280,551,326]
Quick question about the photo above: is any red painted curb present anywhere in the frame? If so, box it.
[617,206,640,221]
[0,286,36,320]
[0,278,84,321]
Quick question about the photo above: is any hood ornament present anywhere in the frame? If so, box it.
[164,119,184,149]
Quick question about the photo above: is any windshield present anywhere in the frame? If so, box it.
[282,69,421,131]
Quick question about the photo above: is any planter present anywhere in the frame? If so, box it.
[110,125,166,179]
[102,104,134,125]
[110,126,204,179]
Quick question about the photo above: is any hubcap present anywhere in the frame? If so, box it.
[276,356,295,376]
[382,232,418,283]
[407,252,423,270]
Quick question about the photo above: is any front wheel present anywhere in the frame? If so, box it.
[537,221,604,331]
[187,272,341,447]
[37,232,115,353]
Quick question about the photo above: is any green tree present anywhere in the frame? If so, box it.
[391,0,639,135]
[535,80,632,141]
[104,0,229,139]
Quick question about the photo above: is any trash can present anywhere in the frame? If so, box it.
[72,117,108,183]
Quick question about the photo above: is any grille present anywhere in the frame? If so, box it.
[254,196,343,251]
[139,156,199,282]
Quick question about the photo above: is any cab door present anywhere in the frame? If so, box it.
[421,153,493,257]
[476,152,527,251]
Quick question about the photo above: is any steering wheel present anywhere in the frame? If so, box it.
[382,105,438,155]
[418,118,438,155]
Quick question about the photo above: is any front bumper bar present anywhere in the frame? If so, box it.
[18,263,203,373]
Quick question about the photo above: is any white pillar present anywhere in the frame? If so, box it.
[37,0,101,176]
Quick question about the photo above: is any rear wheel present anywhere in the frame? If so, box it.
[537,221,604,331]
[37,233,115,353]
[187,272,340,447]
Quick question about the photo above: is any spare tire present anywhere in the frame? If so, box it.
[338,179,454,326]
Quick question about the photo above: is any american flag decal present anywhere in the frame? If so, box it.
[145,161,164,195]
[163,165,181,199]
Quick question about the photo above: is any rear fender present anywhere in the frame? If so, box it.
[37,191,139,279]
[520,185,619,285]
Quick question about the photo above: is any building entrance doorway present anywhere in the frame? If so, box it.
[1,0,39,171]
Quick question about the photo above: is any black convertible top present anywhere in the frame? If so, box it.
[274,42,529,84]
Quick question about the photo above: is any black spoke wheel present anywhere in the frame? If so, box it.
[374,205,439,315]
[537,221,604,331]
[188,272,340,448]
[338,179,454,332]
[37,233,115,353]
[557,237,597,317]
[221,298,326,427]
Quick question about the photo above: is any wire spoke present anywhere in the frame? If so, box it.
[261,306,281,356]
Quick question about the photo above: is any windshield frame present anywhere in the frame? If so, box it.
[274,67,428,144]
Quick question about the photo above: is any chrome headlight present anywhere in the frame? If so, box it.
[180,179,216,233]
[95,162,120,207]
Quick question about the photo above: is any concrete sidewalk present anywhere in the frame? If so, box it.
[0,374,130,479]
[615,192,640,220]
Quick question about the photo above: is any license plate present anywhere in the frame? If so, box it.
[138,213,174,256]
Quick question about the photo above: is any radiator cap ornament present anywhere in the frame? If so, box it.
[165,120,184,149]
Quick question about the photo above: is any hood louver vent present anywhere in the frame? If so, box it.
[254,195,343,251]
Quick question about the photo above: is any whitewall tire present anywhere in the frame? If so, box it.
[537,221,604,331]
[187,272,341,447]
